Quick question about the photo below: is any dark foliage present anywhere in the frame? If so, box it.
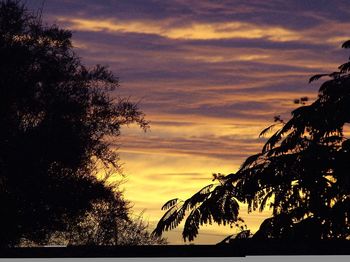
[0,0,152,246]
[154,41,350,241]
[153,179,247,242]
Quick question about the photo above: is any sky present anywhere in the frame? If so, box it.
[27,0,350,244]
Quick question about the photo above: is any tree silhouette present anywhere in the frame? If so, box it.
[31,200,167,246]
[154,41,350,241]
[0,0,157,246]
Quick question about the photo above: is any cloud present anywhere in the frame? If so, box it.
[32,1,350,30]
[58,16,302,42]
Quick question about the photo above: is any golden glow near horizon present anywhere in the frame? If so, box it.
[32,0,350,244]
[116,126,272,244]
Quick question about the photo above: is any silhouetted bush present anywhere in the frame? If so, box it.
[0,0,165,246]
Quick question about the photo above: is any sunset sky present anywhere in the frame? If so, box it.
[28,0,350,244]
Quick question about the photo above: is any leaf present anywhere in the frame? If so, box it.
[183,209,201,241]
[152,205,178,236]
[198,184,214,195]
[262,131,281,153]
[262,118,296,154]
[259,190,274,212]
[338,62,350,73]
[259,124,277,137]
[309,74,328,83]
[240,153,262,169]
[319,79,334,94]
[276,129,301,155]
[161,198,179,210]
[185,184,213,210]
[329,71,341,79]
[159,205,177,222]
[171,207,186,228]
[342,40,350,48]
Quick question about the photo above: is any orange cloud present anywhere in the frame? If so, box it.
[58,17,301,42]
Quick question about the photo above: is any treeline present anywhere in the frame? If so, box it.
[0,0,165,247]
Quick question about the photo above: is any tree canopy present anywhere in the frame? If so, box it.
[153,41,350,242]
[0,0,164,246]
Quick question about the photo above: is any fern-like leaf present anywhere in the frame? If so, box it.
[183,209,201,241]
[161,198,179,210]
[184,184,213,210]
[152,205,178,236]
[240,153,262,170]
[259,124,277,137]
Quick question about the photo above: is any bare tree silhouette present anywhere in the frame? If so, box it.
[153,41,350,242]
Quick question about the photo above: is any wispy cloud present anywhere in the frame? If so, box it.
[58,17,302,42]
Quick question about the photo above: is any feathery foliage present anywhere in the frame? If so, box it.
[154,40,350,241]
[153,178,247,241]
